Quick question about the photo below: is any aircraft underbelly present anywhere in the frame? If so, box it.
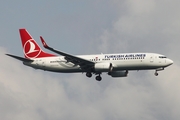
[25,62,82,73]
[24,59,164,73]
[46,66,82,73]
[114,61,160,70]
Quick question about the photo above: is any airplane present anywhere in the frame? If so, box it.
[6,29,173,81]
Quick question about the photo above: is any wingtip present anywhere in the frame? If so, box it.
[5,53,10,56]
[40,36,48,48]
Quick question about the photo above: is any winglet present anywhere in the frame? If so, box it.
[40,36,49,48]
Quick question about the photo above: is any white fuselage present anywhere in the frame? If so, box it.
[23,53,173,73]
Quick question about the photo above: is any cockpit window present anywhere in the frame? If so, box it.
[159,56,167,58]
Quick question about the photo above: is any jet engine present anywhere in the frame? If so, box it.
[94,63,113,72]
[109,70,128,77]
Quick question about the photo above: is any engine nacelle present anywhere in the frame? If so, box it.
[109,71,128,77]
[94,62,113,72]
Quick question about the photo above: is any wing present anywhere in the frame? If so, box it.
[40,36,95,71]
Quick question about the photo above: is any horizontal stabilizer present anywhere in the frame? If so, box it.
[6,54,34,62]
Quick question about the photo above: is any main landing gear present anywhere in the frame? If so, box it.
[95,75,102,81]
[86,72,102,81]
[86,72,92,78]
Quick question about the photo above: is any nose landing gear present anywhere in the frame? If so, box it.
[154,71,158,76]
[154,67,164,76]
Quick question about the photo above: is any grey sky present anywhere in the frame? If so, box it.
[0,0,180,120]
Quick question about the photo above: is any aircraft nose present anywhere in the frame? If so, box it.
[167,59,173,66]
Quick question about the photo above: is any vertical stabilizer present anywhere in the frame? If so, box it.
[19,29,55,59]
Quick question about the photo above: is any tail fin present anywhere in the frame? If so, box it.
[19,29,55,59]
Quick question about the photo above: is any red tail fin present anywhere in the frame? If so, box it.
[19,29,55,59]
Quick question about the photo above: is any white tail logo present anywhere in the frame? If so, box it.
[26,41,38,54]
[23,39,41,58]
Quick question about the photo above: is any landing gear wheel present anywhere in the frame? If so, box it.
[154,72,158,76]
[95,75,102,81]
[86,72,92,78]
